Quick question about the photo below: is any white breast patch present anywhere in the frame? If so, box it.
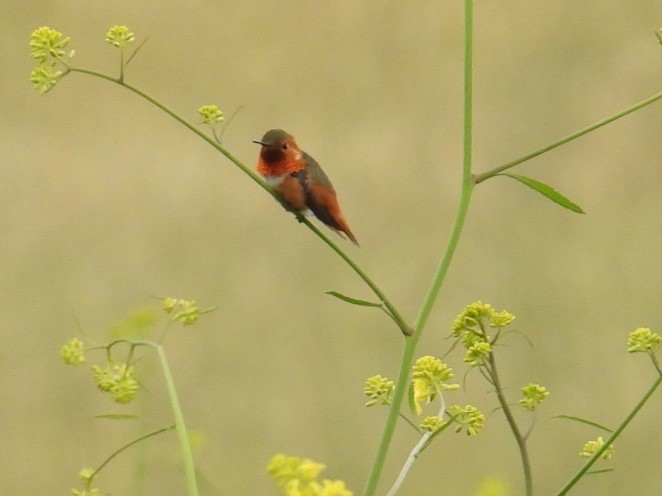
[265,175,286,187]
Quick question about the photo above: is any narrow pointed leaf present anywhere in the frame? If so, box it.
[500,173,585,213]
[586,469,615,476]
[407,382,418,416]
[95,414,140,421]
[325,291,383,308]
[553,414,613,432]
[126,37,150,66]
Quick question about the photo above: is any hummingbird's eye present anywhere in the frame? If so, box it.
[281,143,289,150]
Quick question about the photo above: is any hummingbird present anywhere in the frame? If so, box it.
[254,129,358,245]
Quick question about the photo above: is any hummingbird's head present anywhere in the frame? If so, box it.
[253,129,302,164]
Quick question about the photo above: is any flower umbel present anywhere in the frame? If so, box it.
[412,356,457,389]
[410,356,459,415]
[92,363,139,403]
[30,26,72,62]
[491,309,516,328]
[579,436,615,460]
[163,297,203,326]
[60,338,87,366]
[519,383,550,411]
[198,104,225,125]
[452,302,515,365]
[30,63,64,94]
[318,480,353,496]
[448,405,485,436]
[71,467,102,496]
[71,488,103,496]
[105,26,136,48]
[29,26,74,94]
[268,454,325,487]
[364,375,394,406]
[452,301,515,336]
[173,299,201,325]
[464,340,492,366]
[78,467,96,483]
[267,454,353,496]
[162,297,178,313]
[627,327,662,353]
[420,416,446,432]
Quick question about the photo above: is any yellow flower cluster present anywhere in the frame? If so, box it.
[267,454,353,496]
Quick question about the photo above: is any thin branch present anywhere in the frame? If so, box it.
[384,398,449,496]
[90,425,175,483]
[485,350,533,496]
[474,91,662,183]
[555,374,662,495]
[67,66,412,337]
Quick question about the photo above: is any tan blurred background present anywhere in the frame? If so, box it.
[2,1,662,494]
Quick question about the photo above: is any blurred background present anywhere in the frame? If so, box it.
[2,1,661,494]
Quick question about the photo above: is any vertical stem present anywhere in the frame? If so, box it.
[119,49,125,82]
[156,345,199,496]
[463,0,473,186]
[361,2,475,494]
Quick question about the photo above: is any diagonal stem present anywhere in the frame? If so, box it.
[68,66,411,336]
[555,374,662,496]
[90,425,175,484]
[485,350,533,495]
[474,91,662,183]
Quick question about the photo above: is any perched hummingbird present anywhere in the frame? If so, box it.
[254,129,358,245]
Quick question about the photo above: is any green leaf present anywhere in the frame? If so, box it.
[655,29,662,47]
[500,173,585,213]
[325,291,383,308]
[95,414,140,421]
[586,468,615,476]
[553,414,612,432]
[407,382,418,416]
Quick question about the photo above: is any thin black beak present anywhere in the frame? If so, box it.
[252,140,267,146]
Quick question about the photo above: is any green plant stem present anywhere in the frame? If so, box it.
[384,396,453,496]
[155,344,199,496]
[474,91,662,183]
[91,425,175,482]
[362,1,475,493]
[119,49,125,82]
[555,374,662,496]
[67,66,411,336]
[300,217,411,335]
[68,67,267,193]
[485,350,533,496]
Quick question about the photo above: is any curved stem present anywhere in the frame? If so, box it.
[67,67,411,336]
[90,425,175,485]
[384,397,448,496]
[69,67,270,194]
